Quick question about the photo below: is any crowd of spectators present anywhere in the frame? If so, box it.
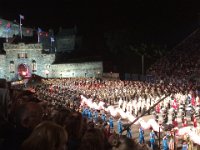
[1,75,200,150]
[147,28,200,84]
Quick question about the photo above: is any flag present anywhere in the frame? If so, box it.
[38,27,42,33]
[20,14,24,20]
[50,37,55,42]
[37,27,42,43]
[5,22,11,42]
[23,28,33,36]
[5,22,11,33]
[6,22,11,28]
[19,14,24,39]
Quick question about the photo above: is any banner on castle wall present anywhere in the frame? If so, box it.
[0,18,33,38]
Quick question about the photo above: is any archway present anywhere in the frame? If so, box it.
[18,64,30,78]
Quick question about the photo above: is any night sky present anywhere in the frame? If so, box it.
[0,0,200,47]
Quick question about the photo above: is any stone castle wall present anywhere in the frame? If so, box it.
[1,43,103,81]
[3,43,49,80]
[50,62,103,78]
[0,55,6,78]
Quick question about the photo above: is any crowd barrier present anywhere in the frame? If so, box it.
[102,73,119,79]
[124,73,158,82]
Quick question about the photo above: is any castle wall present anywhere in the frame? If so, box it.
[56,35,75,52]
[0,55,6,78]
[2,43,103,81]
[3,43,48,80]
[36,54,55,77]
[50,62,103,78]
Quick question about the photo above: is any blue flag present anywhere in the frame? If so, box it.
[37,27,42,43]
[38,27,42,33]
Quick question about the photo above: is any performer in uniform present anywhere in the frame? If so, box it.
[139,126,145,144]
[109,116,114,131]
[126,126,132,139]
[172,99,178,111]
[162,136,169,150]
[182,117,188,127]
[87,109,93,120]
[117,118,123,136]
[181,110,185,123]
[182,141,188,150]
[101,112,106,123]
[93,110,99,124]
[163,113,168,124]
[190,108,195,122]
[172,117,178,127]
[156,103,161,113]
[193,115,197,128]
[153,112,159,123]
[149,130,156,150]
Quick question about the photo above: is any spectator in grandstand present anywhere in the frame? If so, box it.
[53,108,71,127]
[79,128,105,150]
[21,121,68,150]
[112,135,149,150]
[64,112,83,150]
[0,80,10,120]
[1,102,43,150]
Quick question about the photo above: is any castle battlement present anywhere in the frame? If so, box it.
[3,43,42,51]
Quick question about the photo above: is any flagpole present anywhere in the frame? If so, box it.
[5,22,10,43]
[19,16,22,39]
[50,37,53,53]
[37,28,40,43]
[6,32,8,43]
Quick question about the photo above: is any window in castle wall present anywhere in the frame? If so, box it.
[32,60,37,72]
[18,53,28,59]
[10,61,15,73]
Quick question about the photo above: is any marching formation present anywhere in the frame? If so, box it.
[30,77,200,149]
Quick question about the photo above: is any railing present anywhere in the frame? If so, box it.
[124,73,158,83]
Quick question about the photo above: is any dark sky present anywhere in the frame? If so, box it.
[0,0,200,46]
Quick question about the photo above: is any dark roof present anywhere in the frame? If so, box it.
[11,35,38,44]
[57,28,76,37]
[54,50,102,64]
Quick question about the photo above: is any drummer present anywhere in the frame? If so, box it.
[182,117,188,127]
[190,108,195,121]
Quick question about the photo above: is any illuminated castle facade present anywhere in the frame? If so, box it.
[0,43,103,81]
